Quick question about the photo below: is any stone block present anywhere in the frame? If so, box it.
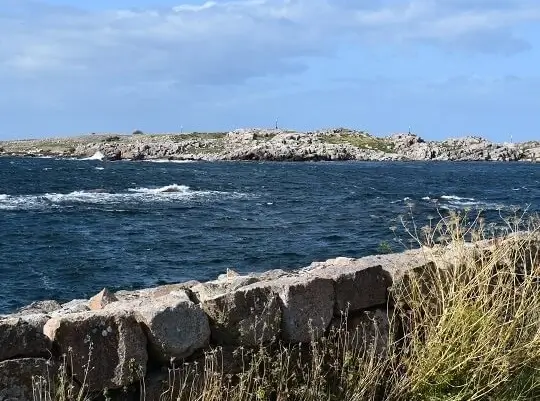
[201,284,281,346]
[44,310,147,392]
[269,276,334,343]
[0,315,51,361]
[108,291,210,363]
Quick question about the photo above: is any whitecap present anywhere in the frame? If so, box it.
[440,195,475,201]
[82,151,105,161]
[0,185,252,211]
[95,167,105,171]
[128,184,191,194]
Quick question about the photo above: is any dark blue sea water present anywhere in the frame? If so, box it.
[0,157,538,313]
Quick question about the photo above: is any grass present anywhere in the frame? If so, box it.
[29,212,540,400]
[321,133,395,153]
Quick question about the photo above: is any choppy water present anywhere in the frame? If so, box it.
[0,157,538,313]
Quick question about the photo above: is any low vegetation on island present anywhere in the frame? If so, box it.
[15,212,540,401]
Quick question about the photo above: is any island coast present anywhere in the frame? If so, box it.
[1,128,539,162]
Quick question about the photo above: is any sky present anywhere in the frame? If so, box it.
[1,0,539,141]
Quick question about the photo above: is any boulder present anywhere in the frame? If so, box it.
[268,276,334,342]
[308,259,391,314]
[43,310,147,392]
[16,300,62,315]
[308,250,434,312]
[0,358,58,401]
[89,288,118,310]
[51,299,90,317]
[115,281,200,302]
[192,275,259,303]
[201,283,281,346]
[0,315,51,361]
[108,291,210,363]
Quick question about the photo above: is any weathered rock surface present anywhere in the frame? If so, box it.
[201,283,281,346]
[306,250,435,307]
[0,316,51,361]
[1,128,537,162]
[192,274,260,302]
[270,276,334,342]
[107,291,210,363]
[51,299,90,317]
[308,260,391,314]
[89,288,118,310]
[342,309,392,354]
[0,358,58,401]
[15,300,62,316]
[43,310,147,391]
[115,281,200,302]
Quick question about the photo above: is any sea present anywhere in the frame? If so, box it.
[0,157,538,313]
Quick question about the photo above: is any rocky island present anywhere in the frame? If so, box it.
[1,128,538,162]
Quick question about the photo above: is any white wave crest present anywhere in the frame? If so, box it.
[440,195,475,201]
[82,151,105,161]
[128,184,191,194]
[0,184,249,211]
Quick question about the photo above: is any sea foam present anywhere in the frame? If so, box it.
[0,184,249,211]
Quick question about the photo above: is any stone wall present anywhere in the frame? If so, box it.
[1,237,535,400]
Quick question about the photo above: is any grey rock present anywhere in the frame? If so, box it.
[192,275,260,302]
[50,299,90,317]
[308,257,392,314]
[332,308,392,355]
[43,310,147,391]
[0,315,51,361]
[251,269,292,281]
[107,291,210,363]
[0,358,59,401]
[115,281,200,302]
[16,300,61,315]
[307,250,435,307]
[201,283,281,346]
[268,276,334,343]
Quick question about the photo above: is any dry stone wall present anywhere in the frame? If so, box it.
[1,240,527,400]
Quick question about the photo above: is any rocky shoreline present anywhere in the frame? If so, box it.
[1,128,539,162]
[1,233,538,399]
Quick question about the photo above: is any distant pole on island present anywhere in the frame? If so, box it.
[408,125,411,135]
[275,118,279,130]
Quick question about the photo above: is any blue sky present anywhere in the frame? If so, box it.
[1,0,539,141]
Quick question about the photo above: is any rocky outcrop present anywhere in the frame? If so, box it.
[0,235,538,396]
[1,128,537,162]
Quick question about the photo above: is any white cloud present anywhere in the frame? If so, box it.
[0,0,538,107]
